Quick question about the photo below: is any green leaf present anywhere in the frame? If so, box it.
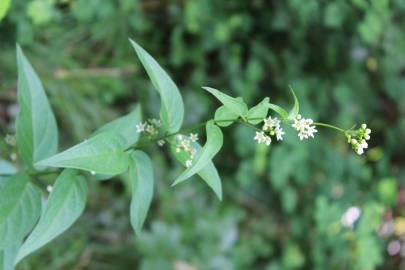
[288,87,299,120]
[129,151,154,235]
[246,97,270,124]
[172,121,223,190]
[15,169,87,264]
[15,45,58,169]
[170,141,222,200]
[0,160,17,175]
[0,244,20,270]
[94,105,142,149]
[214,105,238,127]
[129,39,184,133]
[36,132,130,175]
[0,0,11,21]
[267,103,289,120]
[202,87,248,117]
[0,174,41,249]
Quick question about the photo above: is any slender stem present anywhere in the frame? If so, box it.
[313,122,346,133]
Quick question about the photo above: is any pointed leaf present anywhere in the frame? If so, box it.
[170,140,222,200]
[129,151,154,235]
[202,87,248,117]
[172,121,223,187]
[129,39,184,133]
[15,169,87,264]
[247,97,270,124]
[288,87,299,120]
[36,132,130,175]
[214,105,238,127]
[94,105,142,149]
[0,174,41,248]
[15,45,58,169]
[267,103,289,120]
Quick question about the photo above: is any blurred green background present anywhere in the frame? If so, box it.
[1,0,405,269]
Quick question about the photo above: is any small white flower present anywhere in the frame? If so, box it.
[176,134,183,140]
[176,147,181,153]
[189,133,199,142]
[254,131,266,144]
[263,135,272,146]
[190,148,197,158]
[275,126,285,141]
[157,140,165,146]
[263,116,281,131]
[341,206,361,228]
[136,122,147,133]
[146,124,157,135]
[149,118,162,127]
[292,115,317,140]
[46,185,53,193]
[185,159,193,167]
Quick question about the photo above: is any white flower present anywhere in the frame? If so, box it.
[157,140,165,146]
[136,122,147,133]
[254,131,266,144]
[254,131,271,146]
[189,133,199,142]
[341,206,361,228]
[46,185,53,193]
[146,124,157,136]
[263,116,281,131]
[149,118,162,127]
[275,126,285,141]
[263,135,272,146]
[292,114,317,140]
[185,159,193,167]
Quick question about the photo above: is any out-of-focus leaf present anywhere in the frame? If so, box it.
[36,132,129,175]
[0,0,11,21]
[94,105,142,149]
[129,151,154,235]
[129,39,184,133]
[0,174,41,249]
[15,45,58,169]
[15,169,87,264]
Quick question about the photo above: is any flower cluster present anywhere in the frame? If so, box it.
[175,133,199,167]
[291,114,317,140]
[254,116,284,146]
[346,124,371,155]
[136,118,162,137]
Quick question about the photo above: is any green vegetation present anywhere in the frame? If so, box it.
[1,0,404,269]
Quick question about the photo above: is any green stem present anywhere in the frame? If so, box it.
[313,122,346,133]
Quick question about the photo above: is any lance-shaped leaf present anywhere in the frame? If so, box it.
[214,105,239,127]
[288,87,299,120]
[36,132,130,175]
[15,45,58,169]
[1,244,20,270]
[202,87,248,117]
[172,121,223,189]
[94,105,142,149]
[170,141,222,200]
[0,174,41,249]
[267,103,289,120]
[247,97,270,124]
[129,39,184,133]
[15,169,87,264]
[129,151,154,235]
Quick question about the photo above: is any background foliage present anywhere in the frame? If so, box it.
[1,0,405,269]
